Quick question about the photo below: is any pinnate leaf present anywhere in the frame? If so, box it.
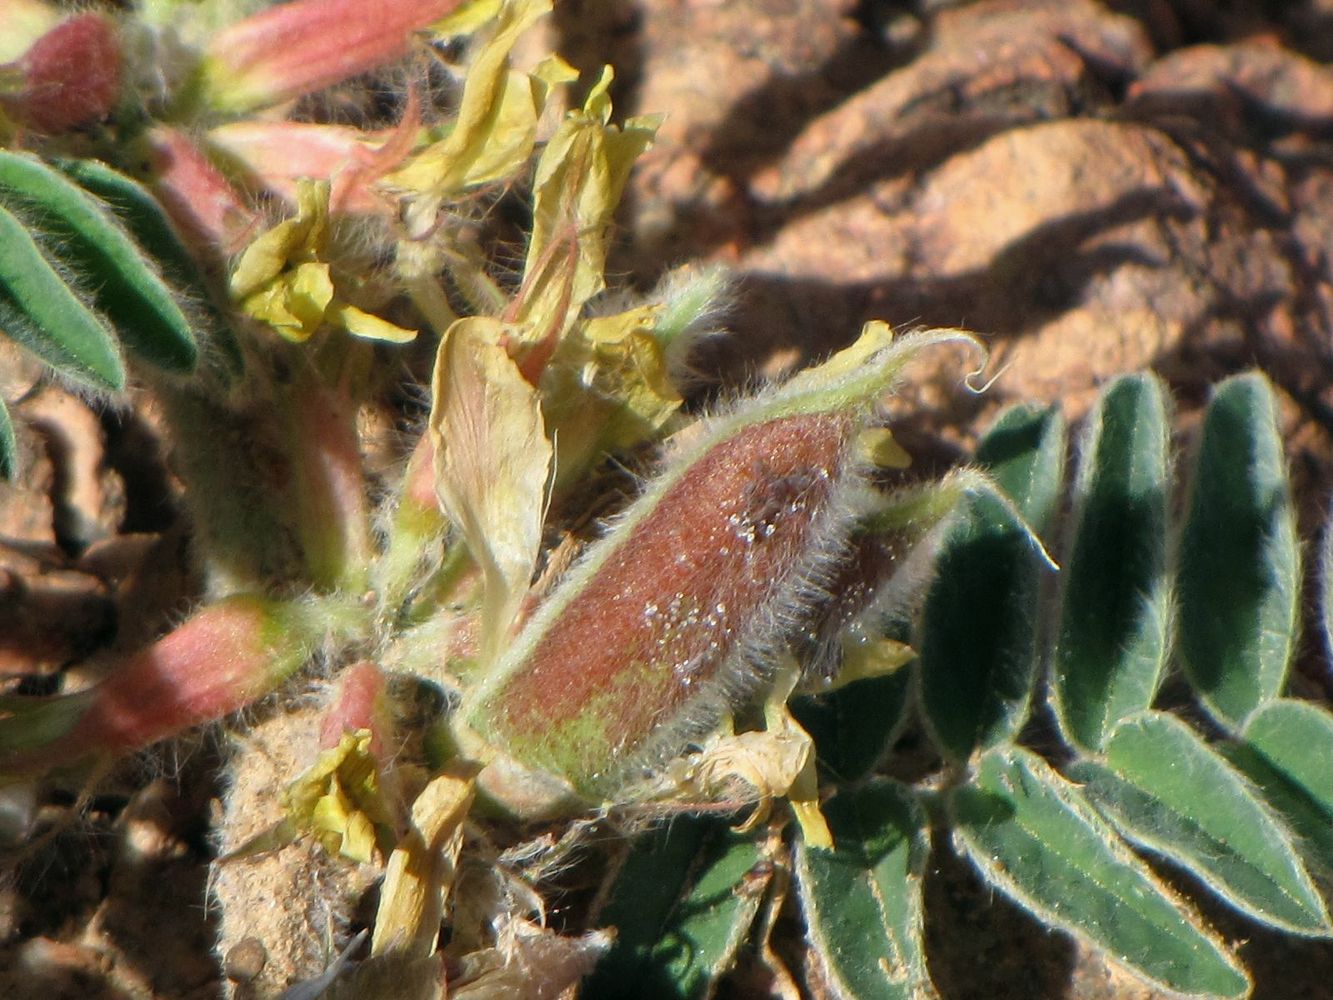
[917,490,1042,760]
[973,400,1066,533]
[1067,710,1330,935]
[0,203,124,390]
[1225,699,1333,876]
[0,150,196,373]
[54,156,243,378]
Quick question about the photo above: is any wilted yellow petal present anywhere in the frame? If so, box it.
[241,260,334,342]
[230,217,306,300]
[671,656,833,848]
[855,427,912,469]
[540,304,681,486]
[329,301,418,343]
[372,771,475,959]
[515,65,658,339]
[763,659,833,848]
[429,317,552,662]
[388,0,552,228]
[529,52,579,91]
[430,0,503,36]
[282,729,398,864]
[231,179,339,340]
[231,178,416,345]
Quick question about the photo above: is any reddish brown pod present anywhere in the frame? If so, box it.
[457,323,982,808]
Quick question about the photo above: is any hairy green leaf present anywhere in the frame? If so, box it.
[0,396,15,480]
[917,490,1042,760]
[1225,699,1333,876]
[0,204,124,390]
[951,746,1249,998]
[1068,711,1330,935]
[0,151,197,374]
[1178,372,1297,728]
[1053,374,1171,752]
[585,817,767,999]
[973,401,1066,534]
[55,157,243,377]
[796,781,934,1000]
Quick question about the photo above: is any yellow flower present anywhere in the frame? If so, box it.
[230,179,416,343]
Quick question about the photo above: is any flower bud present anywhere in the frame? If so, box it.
[201,0,463,113]
[5,13,120,133]
[141,126,259,254]
[0,595,335,775]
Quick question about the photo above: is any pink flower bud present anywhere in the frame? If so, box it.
[0,596,319,775]
[319,661,391,756]
[141,126,259,254]
[202,0,464,113]
[7,13,120,133]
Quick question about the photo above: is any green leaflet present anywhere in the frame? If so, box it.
[1067,711,1330,936]
[917,493,1041,760]
[972,401,1066,534]
[1225,699,1333,876]
[0,151,197,375]
[0,204,125,390]
[54,157,243,378]
[916,402,1062,760]
[0,397,14,480]
[950,746,1249,998]
[585,817,767,999]
[1052,374,1171,752]
[796,781,934,1000]
[1177,372,1298,729]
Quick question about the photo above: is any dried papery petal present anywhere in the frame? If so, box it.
[428,316,552,663]
[201,0,466,113]
[459,324,983,805]
[371,769,474,958]
[8,12,120,133]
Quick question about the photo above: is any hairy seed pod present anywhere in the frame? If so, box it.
[455,324,982,810]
